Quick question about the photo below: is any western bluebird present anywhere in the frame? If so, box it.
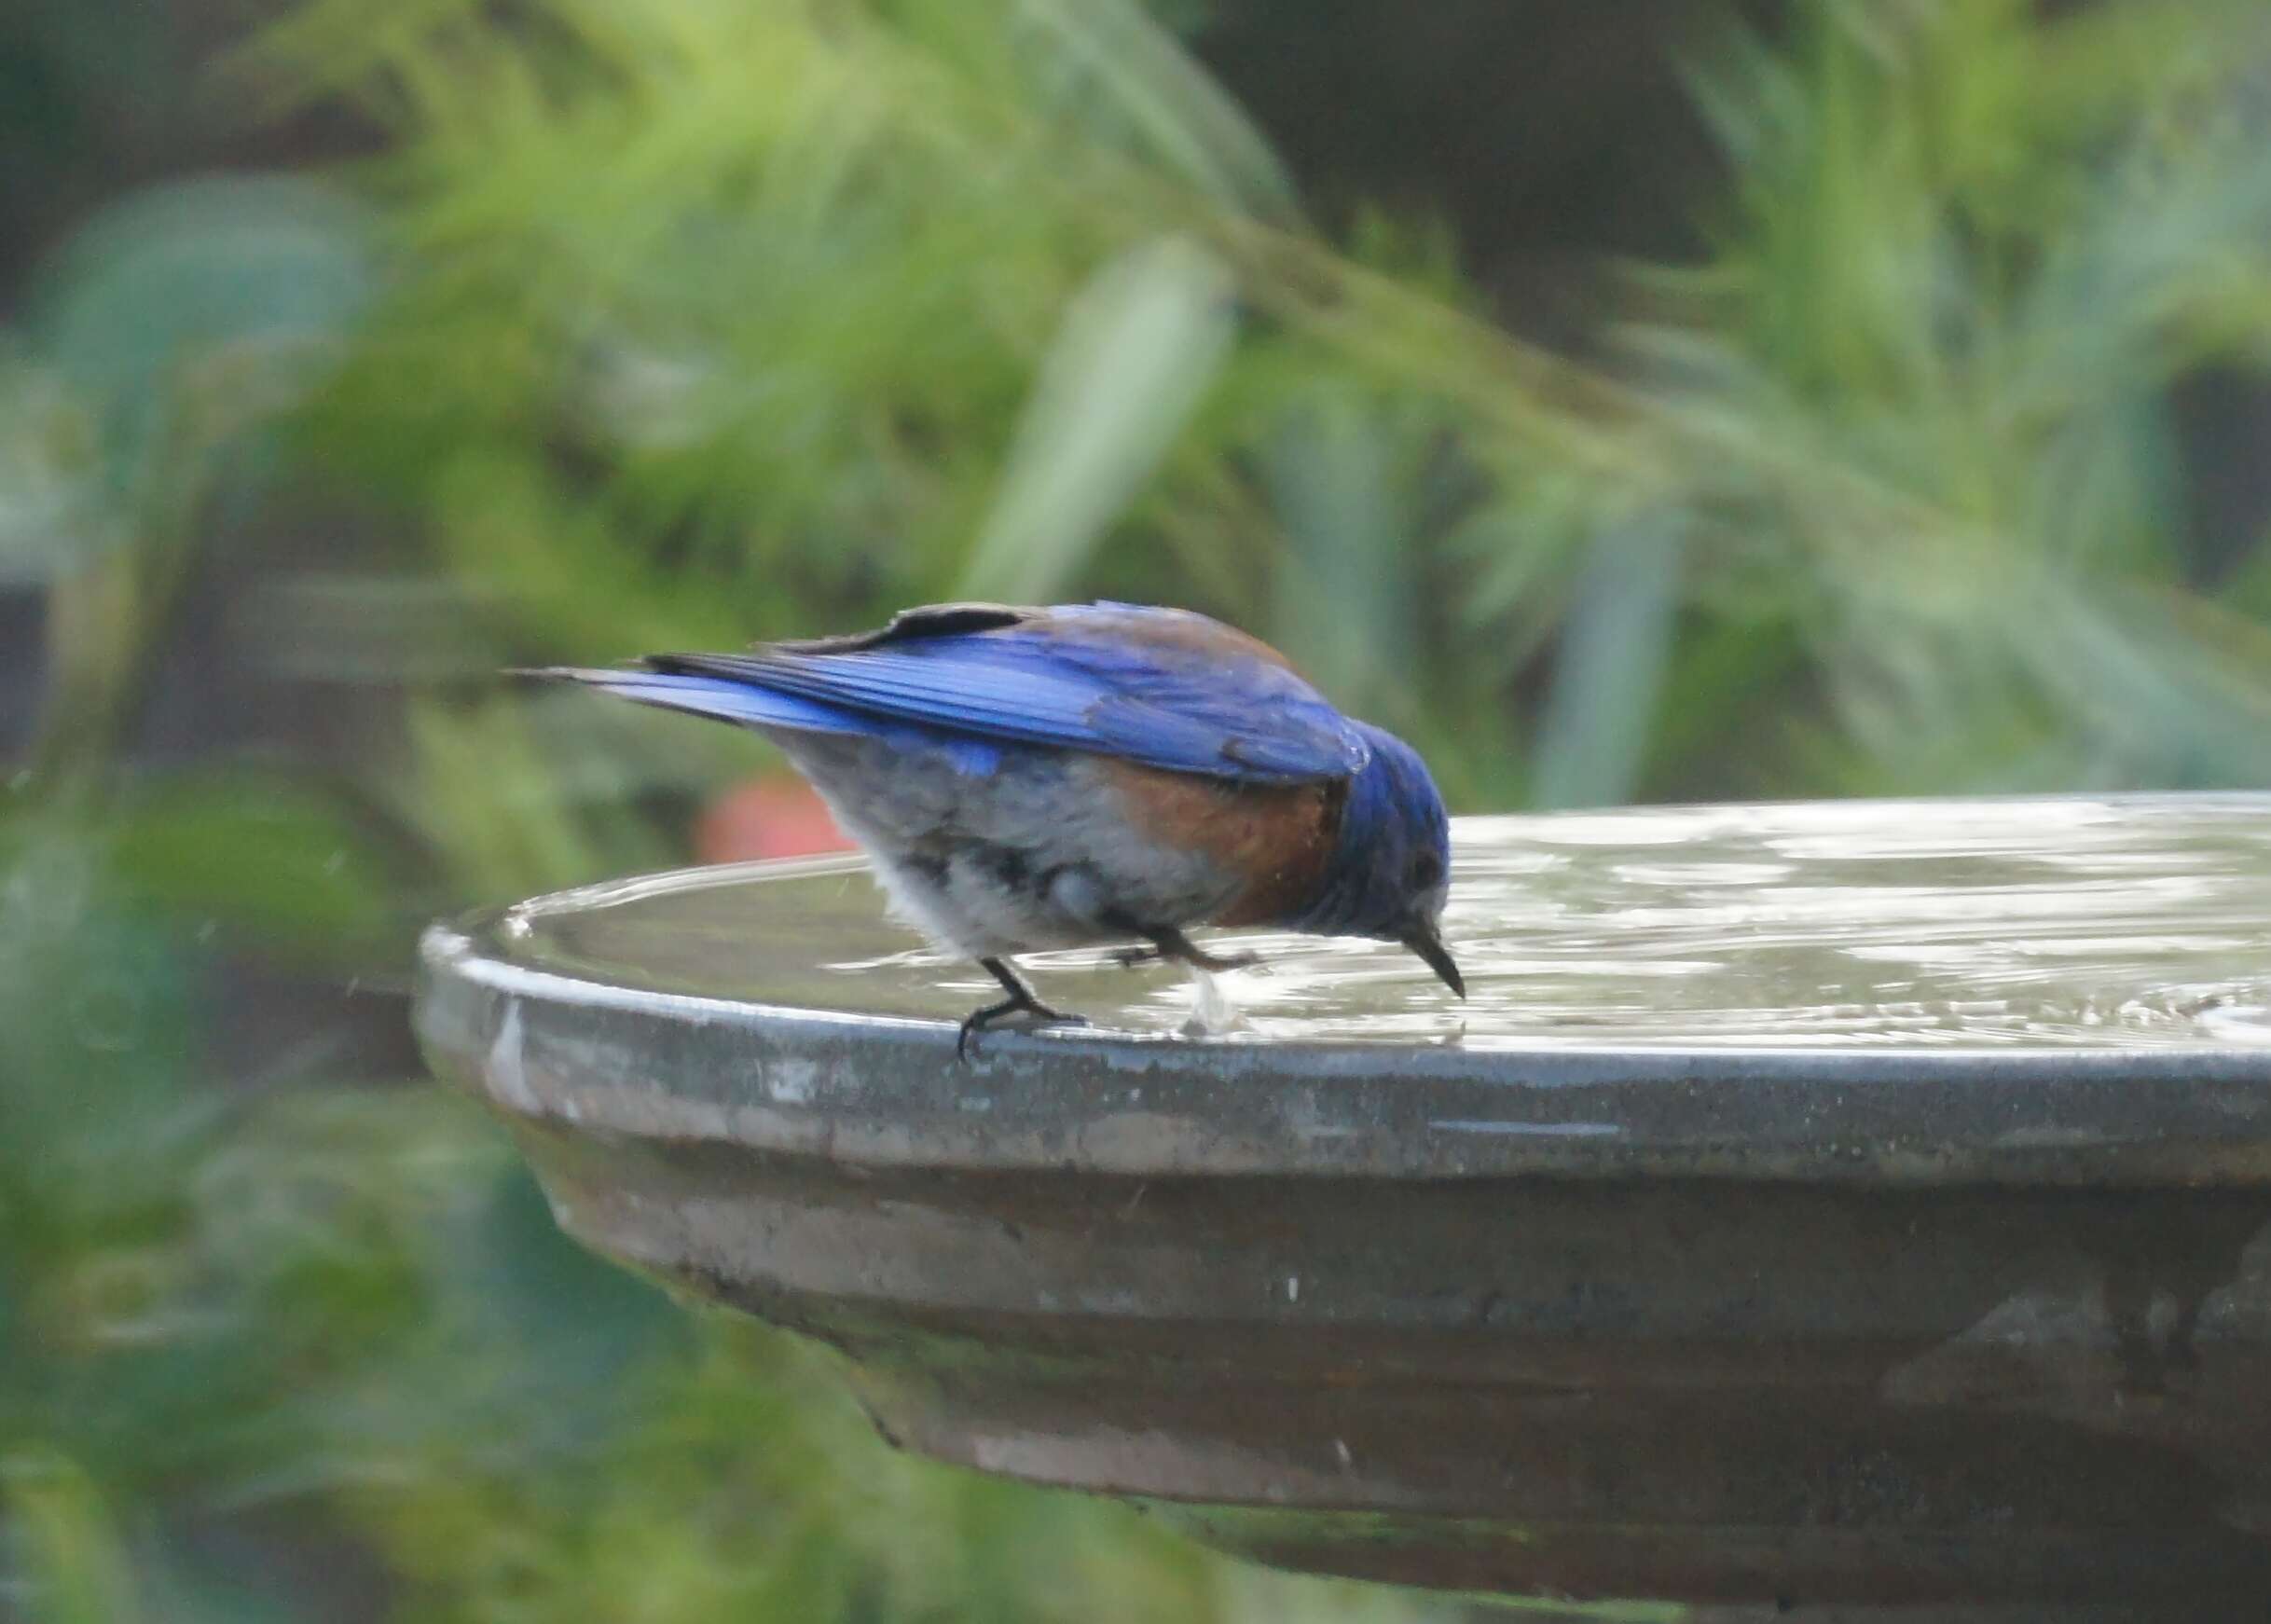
[529,600,1461,1053]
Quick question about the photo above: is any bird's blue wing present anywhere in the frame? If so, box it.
[621,604,1370,782]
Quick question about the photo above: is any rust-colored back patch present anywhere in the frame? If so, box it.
[1100,610,1299,672]
[1104,761,1346,927]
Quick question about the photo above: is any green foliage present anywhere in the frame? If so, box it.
[2,172,376,775]
[9,0,2271,1618]
[0,846,681,1620]
[23,176,374,511]
[1650,0,2271,791]
[6,1453,144,1624]
[107,774,402,966]
[241,0,1607,806]
[233,0,2271,816]
[354,1320,1431,1624]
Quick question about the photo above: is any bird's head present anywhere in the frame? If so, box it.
[1290,723,1461,997]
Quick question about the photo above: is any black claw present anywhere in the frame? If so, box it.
[955,1001,1087,1060]
[958,957,1088,1061]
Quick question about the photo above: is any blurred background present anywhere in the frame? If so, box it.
[7,0,2271,1618]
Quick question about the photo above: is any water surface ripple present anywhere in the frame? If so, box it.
[505,794,2271,1051]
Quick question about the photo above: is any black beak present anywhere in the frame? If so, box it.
[1402,924,1466,998]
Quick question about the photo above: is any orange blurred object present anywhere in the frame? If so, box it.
[695,777,854,863]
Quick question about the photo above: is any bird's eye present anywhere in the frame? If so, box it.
[1410,850,1444,890]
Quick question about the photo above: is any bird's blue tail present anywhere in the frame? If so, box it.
[519,667,870,736]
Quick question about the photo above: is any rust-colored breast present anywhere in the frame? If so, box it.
[1105,761,1346,927]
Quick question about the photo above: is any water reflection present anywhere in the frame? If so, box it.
[502,795,2271,1050]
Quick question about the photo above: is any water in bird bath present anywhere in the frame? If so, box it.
[499,793,2271,1052]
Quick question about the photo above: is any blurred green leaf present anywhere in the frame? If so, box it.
[961,235,1235,600]
[4,1452,142,1624]
[107,775,400,967]
[23,174,374,508]
[1533,516,1685,809]
[1261,387,1420,709]
[0,847,209,1220]
[1012,0,1302,225]
[0,345,107,584]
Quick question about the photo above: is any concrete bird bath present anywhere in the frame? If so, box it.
[414,793,2271,1618]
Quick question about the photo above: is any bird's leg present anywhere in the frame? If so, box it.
[957,957,1087,1060]
[1108,924,1262,973]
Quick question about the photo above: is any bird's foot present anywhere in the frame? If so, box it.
[1110,929,1261,973]
[1188,945,1262,972]
[956,998,1087,1061]
[959,957,1088,1060]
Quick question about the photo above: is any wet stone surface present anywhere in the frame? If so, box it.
[417,794,2271,1618]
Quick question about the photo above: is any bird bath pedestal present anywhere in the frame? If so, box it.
[415,794,2271,1618]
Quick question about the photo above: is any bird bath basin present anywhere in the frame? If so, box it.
[415,793,2271,1617]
